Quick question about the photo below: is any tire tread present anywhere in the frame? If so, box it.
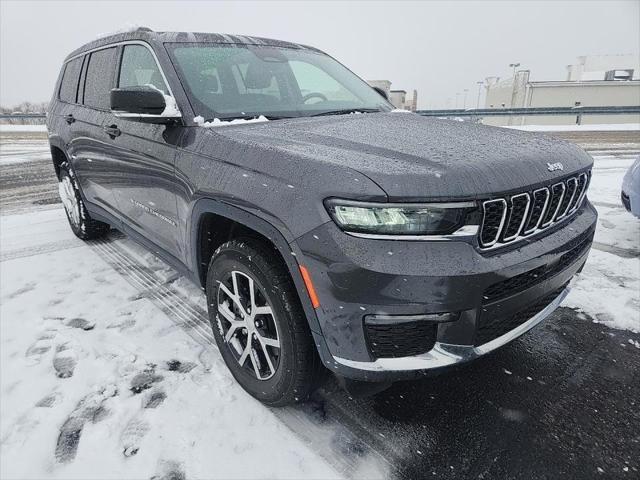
[208,237,323,406]
[59,162,109,240]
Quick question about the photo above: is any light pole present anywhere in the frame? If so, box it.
[463,89,469,109]
[455,93,460,109]
[476,81,484,109]
[509,62,520,78]
[508,62,521,124]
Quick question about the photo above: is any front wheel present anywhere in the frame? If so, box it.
[205,238,323,406]
[58,163,109,240]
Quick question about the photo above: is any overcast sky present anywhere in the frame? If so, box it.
[1,0,638,109]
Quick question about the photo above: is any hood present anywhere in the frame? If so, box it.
[210,112,594,201]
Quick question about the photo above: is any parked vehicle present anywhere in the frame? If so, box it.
[622,156,640,218]
[47,28,596,405]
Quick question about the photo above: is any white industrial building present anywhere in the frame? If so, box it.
[368,80,418,112]
[484,54,640,126]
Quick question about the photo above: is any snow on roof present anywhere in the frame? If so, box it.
[65,30,322,62]
[92,24,150,42]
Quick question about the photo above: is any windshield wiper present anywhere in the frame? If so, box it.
[311,108,381,117]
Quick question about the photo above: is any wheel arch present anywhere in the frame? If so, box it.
[189,198,322,334]
[49,136,68,179]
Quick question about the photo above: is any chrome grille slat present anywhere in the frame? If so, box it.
[556,177,578,220]
[501,193,531,242]
[551,182,568,222]
[479,171,591,250]
[539,182,564,228]
[479,199,507,247]
[568,172,589,214]
[522,187,549,235]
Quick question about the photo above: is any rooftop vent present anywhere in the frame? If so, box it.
[605,69,633,81]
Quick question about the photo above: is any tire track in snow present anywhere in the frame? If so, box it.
[89,234,401,480]
[1,239,84,262]
[592,241,640,259]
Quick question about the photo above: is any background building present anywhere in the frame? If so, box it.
[368,80,418,111]
[484,54,640,125]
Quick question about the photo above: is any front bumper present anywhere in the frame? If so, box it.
[332,286,569,372]
[296,202,597,382]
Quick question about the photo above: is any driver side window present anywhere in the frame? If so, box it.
[119,45,168,94]
[290,61,358,103]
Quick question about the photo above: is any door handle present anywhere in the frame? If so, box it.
[64,114,75,125]
[103,124,121,138]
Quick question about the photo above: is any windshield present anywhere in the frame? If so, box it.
[165,43,392,121]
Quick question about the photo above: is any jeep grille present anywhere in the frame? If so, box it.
[479,171,591,249]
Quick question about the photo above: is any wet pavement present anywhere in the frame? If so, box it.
[318,307,639,479]
[0,132,59,213]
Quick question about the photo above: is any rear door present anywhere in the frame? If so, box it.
[103,43,184,261]
[67,46,121,216]
[49,55,84,148]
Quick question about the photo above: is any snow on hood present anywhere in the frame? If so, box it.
[194,115,269,127]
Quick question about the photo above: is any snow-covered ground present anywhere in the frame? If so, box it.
[0,124,47,133]
[508,123,640,132]
[0,138,51,165]
[0,209,352,480]
[563,153,640,333]
[0,137,638,478]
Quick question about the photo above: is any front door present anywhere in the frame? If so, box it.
[105,44,184,260]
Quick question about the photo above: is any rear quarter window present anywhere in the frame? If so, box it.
[58,57,83,104]
[83,47,118,110]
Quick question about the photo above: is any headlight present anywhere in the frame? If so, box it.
[325,199,478,236]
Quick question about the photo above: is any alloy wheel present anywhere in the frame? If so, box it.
[216,270,281,380]
[59,176,80,228]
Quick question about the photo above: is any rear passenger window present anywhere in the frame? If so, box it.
[58,57,83,103]
[84,47,117,110]
[118,45,168,93]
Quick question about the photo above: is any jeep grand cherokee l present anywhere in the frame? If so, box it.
[47,28,596,406]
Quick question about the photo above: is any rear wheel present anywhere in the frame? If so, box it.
[205,238,323,406]
[58,163,109,240]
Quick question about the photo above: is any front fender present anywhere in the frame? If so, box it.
[188,197,323,335]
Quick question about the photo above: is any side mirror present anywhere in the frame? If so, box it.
[372,86,389,101]
[110,86,181,124]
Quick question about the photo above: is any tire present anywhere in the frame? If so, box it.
[58,162,109,240]
[205,238,323,406]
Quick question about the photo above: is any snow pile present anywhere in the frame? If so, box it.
[194,115,269,127]
[564,153,640,333]
[391,109,412,113]
[161,95,181,117]
[566,248,639,333]
[144,84,181,118]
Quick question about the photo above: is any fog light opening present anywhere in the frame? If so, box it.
[364,312,460,326]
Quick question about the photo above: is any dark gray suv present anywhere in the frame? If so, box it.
[47,28,596,405]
